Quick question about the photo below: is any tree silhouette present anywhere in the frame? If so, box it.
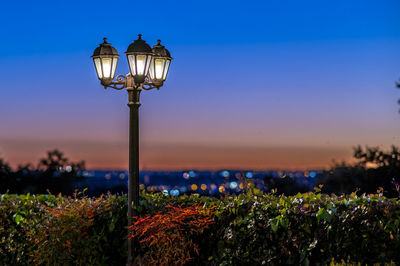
[0,149,86,194]
[0,159,13,193]
[0,158,12,176]
[354,145,400,168]
[316,145,400,197]
[38,149,85,177]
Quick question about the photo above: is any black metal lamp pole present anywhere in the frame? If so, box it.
[91,35,172,265]
[127,85,141,264]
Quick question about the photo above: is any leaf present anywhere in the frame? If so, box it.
[316,208,332,222]
[271,217,279,232]
[253,188,261,195]
[14,214,23,225]
[308,239,318,250]
[109,222,115,232]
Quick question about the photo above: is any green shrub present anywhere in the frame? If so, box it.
[202,190,400,265]
[1,190,400,265]
[0,192,127,265]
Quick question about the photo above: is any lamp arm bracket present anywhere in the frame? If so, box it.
[141,77,161,91]
[142,82,160,90]
[104,74,127,90]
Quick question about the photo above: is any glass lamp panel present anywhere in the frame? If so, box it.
[111,57,118,79]
[136,55,146,75]
[102,57,112,78]
[149,58,155,79]
[144,55,152,76]
[94,58,103,79]
[155,59,164,80]
[127,55,136,75]
[162,60,170,80]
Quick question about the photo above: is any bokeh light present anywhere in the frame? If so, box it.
[189,171,196,178]
[170,189,180,196]
[221,171,230,178]
[246,172,253,178]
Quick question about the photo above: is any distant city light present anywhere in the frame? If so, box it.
[54,169,322,197]
[65,166,72,172]
[189,171,196,178]
[221,170,230,178]
[170,189,179,196]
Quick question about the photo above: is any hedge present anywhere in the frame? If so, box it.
[1,188,400,265]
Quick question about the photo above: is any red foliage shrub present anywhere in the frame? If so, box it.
[128,203,215,265]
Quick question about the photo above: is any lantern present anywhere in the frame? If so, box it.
[91,38,119,85]
[149,40,172,86]
[125,34,153,84]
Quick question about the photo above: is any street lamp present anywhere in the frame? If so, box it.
[125,34,153,84]
[91,34,172,265]
[91,38,120,86]
[149,40,172,87]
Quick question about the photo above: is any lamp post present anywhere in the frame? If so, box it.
[91,34,172,265]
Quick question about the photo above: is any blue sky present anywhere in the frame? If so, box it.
[0,0,399,169]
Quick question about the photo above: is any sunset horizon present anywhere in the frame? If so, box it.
[0,137,362,170]
[1,0,399,171]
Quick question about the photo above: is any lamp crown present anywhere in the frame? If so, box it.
[92,37,119,58]
[125,34,152,54]
[152,40,172,58]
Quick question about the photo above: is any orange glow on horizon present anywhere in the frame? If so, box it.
[0,138,353,171]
